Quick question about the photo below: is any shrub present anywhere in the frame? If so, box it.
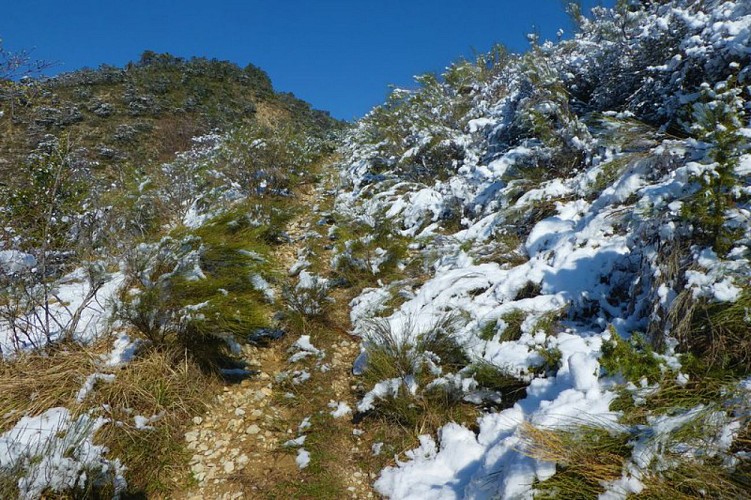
[357,315,471,429]
[116,205,277,368]
[600,329,663,384]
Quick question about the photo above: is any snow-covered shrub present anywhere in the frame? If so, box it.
[356,315,471,427]
[116,206,276,365]
[331,217,410,288]
[0,408,125,499]
[0,135,91,253]
[681,75,749,254]
[338,2,751,497]
[284,271,332,318]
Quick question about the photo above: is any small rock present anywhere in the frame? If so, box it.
[185,431,199,443]
[246,424,261,435]
[192,416,203,425]
[234,408,246,417]
[250,409,263,420]
[223,461,235,474]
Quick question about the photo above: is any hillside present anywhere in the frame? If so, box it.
[1,1,751,499]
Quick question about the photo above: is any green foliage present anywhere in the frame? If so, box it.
[681,76,747,255]
[533,346,563,377]
[600,329,663,383]
[499,309,526,342]
[0,136,90,252]
[117,202,281,368]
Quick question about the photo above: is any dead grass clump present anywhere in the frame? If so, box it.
[519,422,630,498]
[91,347,217,496]
[0,346,98,432]
[670,288,751,373]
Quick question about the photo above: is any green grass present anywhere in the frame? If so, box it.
[499,310,527,342]
[600,329,663,384]
[468,361,528,407]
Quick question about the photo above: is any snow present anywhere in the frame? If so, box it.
[104,333,142,367]
[0,269,125,356]
[0,407,125,498]
[0,250,36,274]
[288,334,323,363]
[295,448,311,469]
[328,400,352,419]
[284,435,307,447]
[250,274,276,302]
[75,373,116,403]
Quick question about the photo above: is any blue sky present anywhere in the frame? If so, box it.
[1,1,612,120]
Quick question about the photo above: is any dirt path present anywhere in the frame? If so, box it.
[180,162,377,499]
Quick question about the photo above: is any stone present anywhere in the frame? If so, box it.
[192,416,203,425]
[250,409,263,420]
[234,408,246,416]
[223,461,235,474]
[245,424,261,435]
[185,431,199,443]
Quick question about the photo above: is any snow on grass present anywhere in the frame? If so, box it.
[0,269,125,356]
[334,3,751,495]
[103,333,142,367]
[0,407,125,498]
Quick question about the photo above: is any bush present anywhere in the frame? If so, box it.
[116,205,278,368]
[600,329,663,384]
[357,315,471,428]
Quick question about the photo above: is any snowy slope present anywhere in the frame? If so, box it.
[337,1,751,498]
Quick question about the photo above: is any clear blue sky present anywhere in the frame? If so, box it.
[1,1,611,121]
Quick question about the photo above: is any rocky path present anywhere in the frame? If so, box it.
[180,164,377,499]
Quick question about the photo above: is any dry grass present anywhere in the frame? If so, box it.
[0,342,217,497]
[0,345,99,432]
[518,422,630,498]
[638,458,751,500]
[91,347,217,496]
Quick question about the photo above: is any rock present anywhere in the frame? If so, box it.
[223,461,235,474]
[246,424,261,435]
[185,431,199,443]
[192,416,203,425]
[234,408,246,416]
[250,409,263,420]
[191,463,205,475]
